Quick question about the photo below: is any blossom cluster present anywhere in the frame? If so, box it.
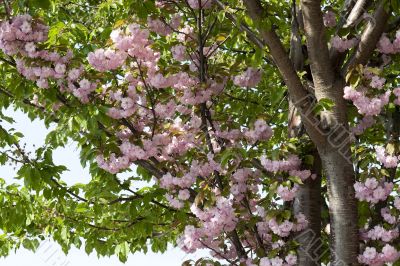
[370,75,386,89]
[351,116,375,135]
[230,168,255,201]
[323,10,337,28]
[277,184,299,201]
[259,254,297,266]
[97,125,199,173]
[331,36,358,52]
[343,85,390,116]
[380,207,397,224]
[377,31,400,54]
[362,226,399,243]
[178,197,238,253]
[289,169,313,181]
[358,245,400,265]
[214,118,273,145]
[0,14,99,102]
[187,0,213,9]
[171,44,186,61]
[233,68,262,88]
[162,158,221,190]
[244,119,273,143]
[0,14,48,56]
[393,87,400,105]
[160,154,228,208]
[260,155,301,173]
[147,18,172,36]
[87,48,127,72]
[354,178,393,204]
[375,146,399,168]
[256,213,308,239]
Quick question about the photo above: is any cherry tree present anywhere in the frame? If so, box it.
[0,0,399,265]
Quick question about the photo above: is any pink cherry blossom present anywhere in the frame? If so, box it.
[260,155,301,173]
[375,146,398,168]
[354,178,393,204]
[171,44,186,61]
[233,68,262,87]
[331,36,358,52]
[187,0,213,9]
[323,10,336,27]
[277,184,298,201]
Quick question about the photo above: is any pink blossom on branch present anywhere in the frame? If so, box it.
[147,17,172,36]
[376,31,400,54]
[343,86,390,116]
[277,184,298,201]
[358,245,400,265]
[323,10,337,28]
[171,44,186,61]
[244,119,273,143]
[260,154,301,173]
[354,178,393,204]
[375,146,399,168]
[233,67,262,88]
[331,36,358,52]
[187,0,213,9]
[87,48,127,72]
[351,116,375,136]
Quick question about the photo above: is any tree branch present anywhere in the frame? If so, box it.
[343,1,389,72]
[343,0,371,28]
[300,0,335,92]
[214,0,265,49]
[242,0,325,146]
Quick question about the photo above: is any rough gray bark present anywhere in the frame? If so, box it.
[319,146,358,265]
[293,151,323,266]
[300,0,359,263]
[289,4,323,265]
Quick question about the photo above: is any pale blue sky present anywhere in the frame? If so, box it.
[0,108,207,266]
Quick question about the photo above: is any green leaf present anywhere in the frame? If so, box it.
[29,0,51,9]
[288,175,303,185]
[115,241,129,262]
[313,98,335,114]
[22,239,39,251]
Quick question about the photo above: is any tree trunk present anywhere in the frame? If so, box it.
[293,149,322,266]
[313,79,359,265]
[242,1,360,264]
[319,145,358,266]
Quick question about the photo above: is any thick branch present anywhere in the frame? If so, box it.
[344,0,371,28]
[289,0,304,72]
[243,0,310,101]
[344,1,389,72]
[242,0,325,146]
[300,0,335,91]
